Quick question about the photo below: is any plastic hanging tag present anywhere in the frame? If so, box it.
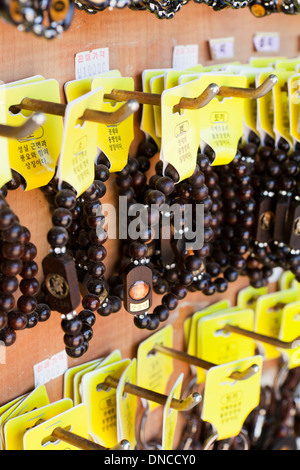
[141,69,171,149]
[255,288,299,360]
[274,59,300,71]
[197,73,247,166]
[80,358,130,447]
[279,270,296,290]
[3,79,64,190]
[197,308,256,366]
[273,71,294,150]
[91,76,135,172]
[23,404,88,450]
[64,358,102,401]
[237,285,268,309]
[278,301,300,369]
[201,355,263,440]
[0,85,12,188]
[248,56,286,67]
[64,70,122,102]
[162,373,184,450]
[57,87,104,196]
[256,71,275,144]
[137,325,173,412]
[116,359,137,450]
[150,74,164,138]
[0,394,27,450]
[288,73,300,148]
[4,398,73,450]
[164,65,204,90]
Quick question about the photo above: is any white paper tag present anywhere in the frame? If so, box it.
[172,45,199,70]
[34,350,68,387]
[208,37,235,61]
[253,33,280,53]
[75,48,110,80]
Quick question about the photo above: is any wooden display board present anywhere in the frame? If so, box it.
[0,4,298,447]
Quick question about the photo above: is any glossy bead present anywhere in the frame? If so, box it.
[64,333,84,349]
[224,267,239,283]
[26,311,39,328]
[7,310,27,330]
[17,296,37,314]
[178,270,193,286]
[47,227,68,248]
[132,171,147,189]
[2,223,22,242]
[134,313,150,329]
[94,181,107,199]
[89,228,108,245]
[164,164,179,183]
[83,200,102,217]
[0,275,18,294]
[129,241,148,259]
[81,324,93,342]
[1,259,23,277]
[116,174,132,190]
[146,314,160,330]
[137,156,150,172]
[138,140,158,158]
[0,327,16,346]
[87,244,107,263]
[20,261,38,279]
[154,304,169,322]
[65,344,85,358]
[109,295,122,313]
[214,277,228,293]
[95,164,110,182]
[82,294,100,311]
[78,309,96,327]
[0,208,15,231]
[19,277,39,296]
[162,293,178,311]
[145,190,166,206]
[97,299,113,316]
[171,283,187,299]
[21,243,37,262]
[55,189,77,210]
[35,303,51,322]
[206,262,221,278]
[203,282,216,296]
[61,316,82,335]
[155,176,175,196]
[0,312,8,330]
[87,261,106,278]
[87,278,106,296]
[153,278,169,294]
[52,208,72,228]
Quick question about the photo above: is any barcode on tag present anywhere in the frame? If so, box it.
[34,350,68,387]
[253,33,280,52]
[208,37,235,61]
[172,45,199,70]
[75,48,110,80]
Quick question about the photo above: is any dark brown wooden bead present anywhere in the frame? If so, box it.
[153,304,169,322]
[146,314,160,331]
[0,275,18,294]
[0,312,8,330]
[1,241,24,260]
[61,316,82,335]
[192,185,209,201]
[35,303,51,322]
[132,171,147,189]
[87,244,107,262]
[20,261,38,279]
[83,200,102,217]
[64,333,84,349]
[86,215,105,230]
[177,182,193,200]
[89,228,108,245]
[95,164,110,182]
[2,223,22,242]
[1,259,23,277]
[52,208,72,228]
[26,311,39,328]
[78,309,96,327]
[17,295,37,314]
[82,293,100,311]
[19,226,31,245]
[0,209,15,231]
[75,249,89,266]
[145,190,166,206]
[19,277,39,296]
[162,293,178,310]
[0,327,16,346]
[81,324,93,342]
[47,227,68,248]
[116,173,133,190]
[55,189,77,210]
[171,283,187,299]
[87,278,106,296]
[7,310,28,330]
[155,176,175,196]
[129,241,148,259]
[87,261,106,278]
[138,140,158,158]
[21,242,37,262]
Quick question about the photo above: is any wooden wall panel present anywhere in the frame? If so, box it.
[0,3,298,447]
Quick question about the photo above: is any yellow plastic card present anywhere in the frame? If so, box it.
[197,309,256,367]
[255,288,299,360]
[4,398,73,450]
[164,66,203,90]
[279,270,295,290]
[278,300,300,369]
[0,394,27,449]
[91,76,135,172]
[256,71,275,143]
[23,404,88,450]
[288,73,300,146]
[137,325,173,412]
[162,373,183,450]
[64,70,122,102]
[150,74,164,138]
[4,79,63,190]
[141,69,169,148]
[0,84,11,188]
[57,87,104,196]
[275,59,300,71]
[161,78,205,181]
[249,57,286,67]
[273,71,294,149]
[202,62,241,72]
[64,359,101,401]
[197,74,247,166]
[80,359,130,447]
[201,355,263,440]
[116,359,137,450]
[237,285,268,309]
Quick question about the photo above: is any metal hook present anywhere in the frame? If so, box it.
[50,426,130,450]
[97,375,202,412]
[223,324,300,350]
[9,98,139,125]
[202,429,250,450]
[218,74,278,99]
[0,113,46,139]
[150,344,260,381]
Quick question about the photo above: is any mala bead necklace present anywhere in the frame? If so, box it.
[0,171,51,347]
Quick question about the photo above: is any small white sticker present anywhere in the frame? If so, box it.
[75,48,109,80]
[253,33,280,53]
[34,350,68,387]
[208,37,235,61]
[172,44,199,70]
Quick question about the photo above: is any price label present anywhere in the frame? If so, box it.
[208,37,235,61]
[75,47,110,80]
[253,33,280,52]
[172,44,199,70]
[34,350,68,387]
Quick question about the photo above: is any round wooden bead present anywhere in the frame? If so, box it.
[153,305,169,322]
[19,278,39,296]
[155,176,175,196]
[0,275,18,294]
[89,228,108,246]
[0,312,8,330]
[82,294,100,311]
[171,283,187,299]
[7,310,28,330]
[1,259,23,277]
[55,189,77,210]
[129,241,148,259]
[0,327,16,346]
[61,316,82,335]
[134,314,150,329]
[52,208,72,228]
[35,304,51,322]
[108,295,122,313]
[0,208,15,231]
[87,278,106,296]
[97,299,113,316]
[146,314,160,330]
[17,296,37,314]
[26,311,39,328]
[87,261,106,278]
[65,344,86,358]
[87,244,107,262]
[162,293,178,310]
[20,261,39,279]
[21,243,37,262]
[78,309,96,327]
[81,324,93,342]
[2,223,22,242]
[0,294,15,312]
[64,333,84,349]
[145,190,166,206]
[47,227,68,248]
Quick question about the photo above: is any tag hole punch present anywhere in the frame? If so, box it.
[41,425,72,447]
[214,327,231,337]
[96,382,112,393]
[75,118,87,130]
[8,105,33,119]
